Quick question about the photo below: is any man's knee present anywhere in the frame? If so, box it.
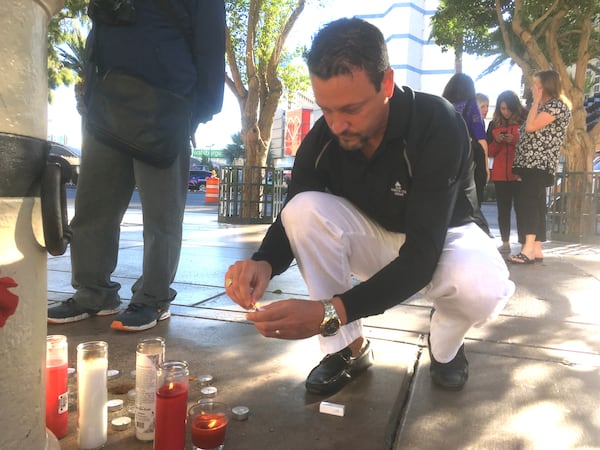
[281,191,340,230]
[431,266,512,323]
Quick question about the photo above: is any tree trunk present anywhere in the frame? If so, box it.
[223,0,306,222]
[454,33,463,74]
[239,124,268,220]
[237,64,282,220]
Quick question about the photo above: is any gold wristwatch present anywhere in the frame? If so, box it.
[319,299,341,337]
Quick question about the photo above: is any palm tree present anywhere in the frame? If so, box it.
[224,132,246,164]
[57,27,88,116]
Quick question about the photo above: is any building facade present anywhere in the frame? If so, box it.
[272,0,457,167]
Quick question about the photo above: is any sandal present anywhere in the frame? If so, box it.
[497,245,511,254]
[534,257,544,263]
[508,253,535,265]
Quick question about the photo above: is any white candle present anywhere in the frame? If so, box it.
[77,343,108,450]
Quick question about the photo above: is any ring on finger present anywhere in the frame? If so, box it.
[225,278,233,288]
[275,329,281,336]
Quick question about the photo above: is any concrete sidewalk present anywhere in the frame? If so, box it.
[47,195,600,449]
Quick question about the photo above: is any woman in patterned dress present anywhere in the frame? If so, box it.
[509,70,571,264]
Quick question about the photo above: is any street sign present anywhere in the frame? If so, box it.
[192,148,225,158]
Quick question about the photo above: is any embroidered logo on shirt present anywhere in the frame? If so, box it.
[390,181,407,197]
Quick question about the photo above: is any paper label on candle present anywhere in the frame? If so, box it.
[135,352,161,441]
[58,392,68,414]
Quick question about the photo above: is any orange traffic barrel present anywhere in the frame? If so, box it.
[205,175,219,203]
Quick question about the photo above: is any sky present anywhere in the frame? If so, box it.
[47,0,523,150]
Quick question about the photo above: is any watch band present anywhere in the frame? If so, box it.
[319,299,341,336]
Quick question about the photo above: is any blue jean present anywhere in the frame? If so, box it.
[70,127,190,310]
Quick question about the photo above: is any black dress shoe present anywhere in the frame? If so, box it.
[305,339,374,395]
[428,337,468,391]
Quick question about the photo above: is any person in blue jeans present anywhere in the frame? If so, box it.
[48,0,225,331]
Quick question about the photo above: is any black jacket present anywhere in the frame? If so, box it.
[89,0,225,127]
[252,86,488,322]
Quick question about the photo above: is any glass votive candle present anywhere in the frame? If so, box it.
[76,341,108,450]
[134,336,165,441]
[154,360,189,450]
[188,401,230,450]
[46,335,69,439]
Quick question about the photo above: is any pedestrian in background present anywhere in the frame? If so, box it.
[443,74,490,206]
[487,90,527,254]
[476,93,489,121]
[225,18,514,394]
[510,70,571,264]
[48,0,226,331]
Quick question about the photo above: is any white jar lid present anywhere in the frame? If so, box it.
[200,386,218,398]
[111,416,131,431]
[197,374,214,386]
[232,405,250,421]
[107,398,124,412]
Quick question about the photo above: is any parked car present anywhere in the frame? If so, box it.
[188,170,213,191]
[49,142,81,185]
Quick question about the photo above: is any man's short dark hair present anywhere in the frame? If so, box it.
[306,17,389,92]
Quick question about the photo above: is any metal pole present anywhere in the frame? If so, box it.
[0,1,64,449]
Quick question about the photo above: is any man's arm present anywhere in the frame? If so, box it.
[340,98,471,322]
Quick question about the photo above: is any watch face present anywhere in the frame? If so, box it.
[322,318,340,336]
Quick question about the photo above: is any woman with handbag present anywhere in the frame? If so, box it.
[509,70,571,264]
[487,90,527,254]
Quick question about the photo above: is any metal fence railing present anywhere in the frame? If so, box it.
[218,166,284,225]
[546,171,600,243]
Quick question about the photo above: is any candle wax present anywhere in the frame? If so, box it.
[46,360,68,438]
[154,382,188,450]
[77,357,108,449]
[191,413,228,449]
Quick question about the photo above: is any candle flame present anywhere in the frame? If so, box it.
[208,419,218,429]
[168,382,174,390]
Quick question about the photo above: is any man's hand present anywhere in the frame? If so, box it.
[225,259,272,310]
[246,299,324,339]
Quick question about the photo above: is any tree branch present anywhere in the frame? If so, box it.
[225,24,247,100]
[261,0,306,136]
[573,12,593,90]
[529,0,560,33]
[495,0,532,75]
[510,0,549,74]
[546,8,568,81]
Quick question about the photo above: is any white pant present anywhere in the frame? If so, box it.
[280,192,515,362]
